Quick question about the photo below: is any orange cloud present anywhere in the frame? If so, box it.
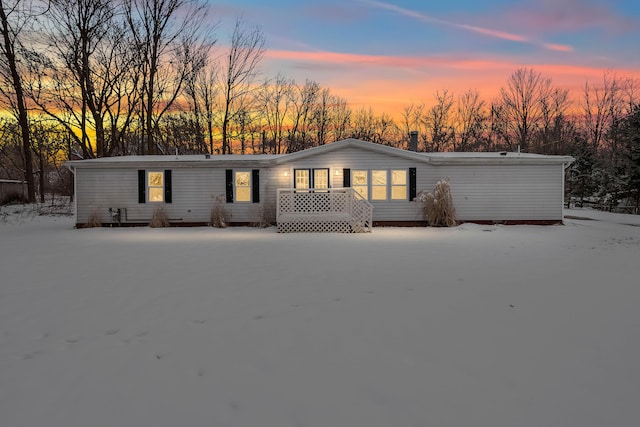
[264,48,640,119]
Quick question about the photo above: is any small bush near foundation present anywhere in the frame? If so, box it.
[210,194,228,228]
[149,206,170,228]
[418,178,457,227]
[86,210,103,228]
[251,201,275,228]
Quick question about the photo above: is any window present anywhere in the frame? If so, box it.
[352,170,368,199]
[294,168,329,190]
[226,169,259,203]
[371,170,387,200]
[391,170,407,200]
[148,171,164,202]
[295,169,310,190]
[349,169,409,201]
[235,171,251,202]
[313,169,329,190]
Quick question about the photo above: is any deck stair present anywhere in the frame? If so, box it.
[276,188,373,233]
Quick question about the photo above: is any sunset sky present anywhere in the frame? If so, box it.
[211,0,640,115]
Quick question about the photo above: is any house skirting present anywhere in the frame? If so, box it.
[76,219,564,228]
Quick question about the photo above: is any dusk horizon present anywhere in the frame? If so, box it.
[211,0,640,115]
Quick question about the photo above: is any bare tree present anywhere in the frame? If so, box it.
[218,18,264,154]
[453,89,486,151]
[498,68,552,151]
[399,102,424,150]
[183,37,212,154]
[42,0,121,158]
[424,90,454,151]
[535,87,572,154]
[0,0,40,201]
[351,106,376,141]
[582,71,620,151]
[287,79,318,152]
[125,0,211,154]
[329,95,351,142]
[312,86,331,146]
[257,73,293,153]
[193,63,218,154]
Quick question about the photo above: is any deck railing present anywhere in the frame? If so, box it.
[276,188,373,232]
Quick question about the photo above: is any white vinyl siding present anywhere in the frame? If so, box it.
[442,164,563,221]
[71,142,566,226]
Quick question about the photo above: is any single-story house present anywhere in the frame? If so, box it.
[64,138,574,231]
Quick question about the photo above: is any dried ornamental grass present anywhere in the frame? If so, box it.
[210,194,228,228]
[418,178,457,227]
[149,206,170,228]
[86,210,103,228]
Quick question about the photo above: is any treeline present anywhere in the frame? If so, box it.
[0,1,638,210]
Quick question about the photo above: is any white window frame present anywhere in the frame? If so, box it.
[313,169,329,190]
[294,168,330,190]
[148,171,164,202]
[371,170,388,200]
[350,169,409,201]
[234,170,252,202]
[352,170,368,200]
[391,169,408,200]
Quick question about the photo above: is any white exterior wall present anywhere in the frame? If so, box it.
[279,147,427,221]
[75,167,267,225]
[72,142,567,225]
[436,164,564,221]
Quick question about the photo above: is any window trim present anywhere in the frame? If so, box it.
[147,171,164,203]
[293,168,330,190]
[234,170,252,203]
[391,169,408,201]
[350,169,410,201]
[371,170,388,201]
[351,169,368,200]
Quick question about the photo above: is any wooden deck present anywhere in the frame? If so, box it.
[276,188,373,233]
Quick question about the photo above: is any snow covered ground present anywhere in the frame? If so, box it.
[1,206,639,427]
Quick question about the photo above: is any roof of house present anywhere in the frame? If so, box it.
[64,138,574,169]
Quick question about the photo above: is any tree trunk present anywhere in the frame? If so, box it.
[0,1,35,202]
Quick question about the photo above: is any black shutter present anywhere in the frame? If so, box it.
[409,167,417,201]
[225,169,233,203]
[343,168,350,187]
[252,169,260,203]
[138,170,146,203]
[164,170,172,203]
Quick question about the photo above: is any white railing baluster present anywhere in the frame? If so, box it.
[276,187,372,233]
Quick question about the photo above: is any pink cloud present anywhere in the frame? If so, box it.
[263,47,640,118]
[505,0,637,34]
[357,0,574,52]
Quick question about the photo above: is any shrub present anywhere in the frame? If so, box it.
[252,200,275,228]
[85,210,103,228]
[210,194,228,228]
[418,178,457,227]
[149,206,170,228]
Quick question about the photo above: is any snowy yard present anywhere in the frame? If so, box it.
[1,208,639,427]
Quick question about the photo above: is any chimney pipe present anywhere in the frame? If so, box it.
[409,131,418,152]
